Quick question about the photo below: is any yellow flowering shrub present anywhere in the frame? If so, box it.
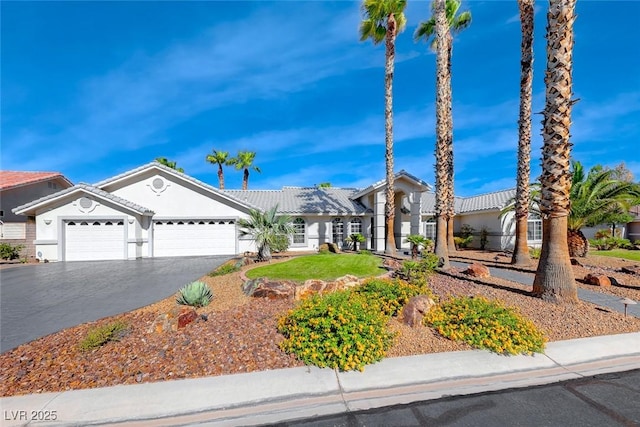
[424,296,546,355]
[277,290,395,371]
[352,277,433,316]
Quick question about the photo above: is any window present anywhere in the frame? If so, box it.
[292,218,306,244]
[350,218,362,235]
[527,214,542,241]
[424,219,436,241]
[332,218,344,244]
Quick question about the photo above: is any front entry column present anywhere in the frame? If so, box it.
[374,190,386,252]
[410,190,422,236]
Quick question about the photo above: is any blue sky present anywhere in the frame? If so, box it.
[2,1,639,197]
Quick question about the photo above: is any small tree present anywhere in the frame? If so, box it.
[405,234,430,259]
[238,205,293,261]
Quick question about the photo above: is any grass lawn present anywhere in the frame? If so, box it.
[245,252,386,281]
[590,249,640,262]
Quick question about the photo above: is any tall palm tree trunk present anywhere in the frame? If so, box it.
[243,169,249,190]
[512,0,534,266]
[445,33,456,254]
[533,0,577,303]
[434,0,451,269]
[218,164,225,190]
[384,13,397,255]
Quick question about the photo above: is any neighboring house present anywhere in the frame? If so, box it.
[0,171,73,259]
[628,205,640,243]
[13,162,541,262]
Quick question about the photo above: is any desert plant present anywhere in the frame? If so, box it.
[454,235,473,249]
[594,229,612,239]
[424,296,546,355]
[359,249,372,255]
[345,233,366,251]
[79,320,129,351]
[353,277,431,316]
[404,234,430,259]
[0,243,23,260]
[238,205,294,261]
[271,234,290,253]
[479,227,489,250]
[400,254,440,281]
[176,281,213,307]
[278,290,395,371]
[529,246,541,259]
[208,262,240,277]
[590,237,632,251]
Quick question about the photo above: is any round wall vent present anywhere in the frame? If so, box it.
[79,197,93,209]
[152,178,164,189]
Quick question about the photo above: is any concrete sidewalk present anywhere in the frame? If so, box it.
[1,333,639,427]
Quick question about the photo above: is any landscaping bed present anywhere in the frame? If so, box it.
[2,252,639,397]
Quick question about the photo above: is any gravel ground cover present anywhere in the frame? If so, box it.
[2,251,639,397]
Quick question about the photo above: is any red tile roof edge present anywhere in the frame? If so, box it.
[0,171,73,191]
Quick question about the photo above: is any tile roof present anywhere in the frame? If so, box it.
[420,189,515,215]
[0,171,72,191]
[225,187,371,215]
[13,183,154,216]
[95,161,260,211]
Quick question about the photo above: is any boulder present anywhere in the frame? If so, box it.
[463,263,490,278]
[148,307,198,333]
[383,258,403,271]
[318,243,341,253]
[178,308,198,328]
[400,295,436,328]
[295,275,363,300]
[244,278,295,299]
[570,258,583,266]
[584,273,611,287]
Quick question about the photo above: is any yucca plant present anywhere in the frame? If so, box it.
[176,281,213,307]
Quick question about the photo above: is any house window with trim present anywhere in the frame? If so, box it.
[424,218,436,241]
[332,218,344,245]
[527,214,542,241]
[350,217,362,235]
[292,217,306,245]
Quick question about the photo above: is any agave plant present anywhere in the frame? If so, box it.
[176,281,213,308]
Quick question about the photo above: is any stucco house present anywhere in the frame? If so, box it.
[13,162,541,262]
[1,171,73,259]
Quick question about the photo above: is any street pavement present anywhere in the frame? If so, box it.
[0,256,230,352]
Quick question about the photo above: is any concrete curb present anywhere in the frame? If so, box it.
[1,333,639,427]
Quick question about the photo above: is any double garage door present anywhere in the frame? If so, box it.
[153,219,236,257]
[65,220,126,261]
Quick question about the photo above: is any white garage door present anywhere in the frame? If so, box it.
[153,220,237,257]
[65,220,126,261]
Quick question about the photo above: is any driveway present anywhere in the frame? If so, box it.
[0,256,231,353]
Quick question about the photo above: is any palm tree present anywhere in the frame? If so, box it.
[230,151,261,190]
[512,0,534,267]
[205,150,232,189]
[359,0,407,255]
[415,0,471,254]
[405,234,431,259]
[155,157,184,173]
[533,0,578,303]
[238,205,293,261]
[567,161,640,257]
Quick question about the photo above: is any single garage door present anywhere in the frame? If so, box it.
[153,220,236,257]
[65,220,126,261]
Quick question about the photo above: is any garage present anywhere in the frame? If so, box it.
[65,219,126,261]
[153,219,237,257]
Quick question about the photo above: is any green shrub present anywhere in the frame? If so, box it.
[79,320,129,351]
[0,243,23,260]
[594,229,612,239]
[352,277,430,317]
[271,234,290,253]
[277,290,395,371]
[176,281,213,307]
[529,246,541,259]
[359,249,372,256]
[590,237,633,251]
[454,236,473,249]
[424,296,546,355]
[401,254,439,280]
[208,262,240,277]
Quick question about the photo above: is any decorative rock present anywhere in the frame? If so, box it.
[318,243,341,253]
[178,308,198,328]
[400,295,436,328]
[608,276,621,286]
[295,275,363,300]
[463,263,490,278]
[245,279,295,299]
[584,273,611,287]
[621,265,640,276]
[570,258,583,266]
[383,258,403,271]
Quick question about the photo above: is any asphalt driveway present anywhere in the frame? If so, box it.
[0,256,231,353]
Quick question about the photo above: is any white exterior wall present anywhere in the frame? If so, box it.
[33,196,143,261]
[458,211,510,251]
